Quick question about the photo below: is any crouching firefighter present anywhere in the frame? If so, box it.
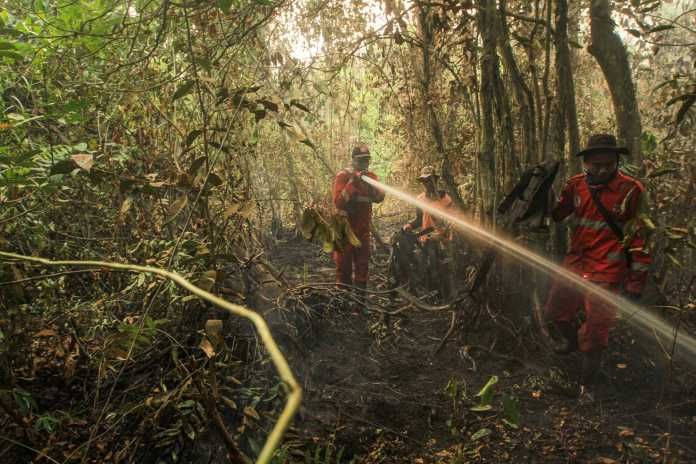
[402,165,454,298]
[332,143,385,292]
[545,134,651,401]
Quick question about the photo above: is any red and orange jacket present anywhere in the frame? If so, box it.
[552,171,651,294]
[408,191,454,243]
[332,168,385,238]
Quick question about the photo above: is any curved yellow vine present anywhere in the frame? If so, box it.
[0,251,301,464]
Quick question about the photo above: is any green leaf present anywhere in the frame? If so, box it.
[5,114,44,127]
[639,214,656,230]
[470,428,491,441]
[647,24,675,34]
[647,168,678,178]
[653,79,678,92]
[290,99,311,113]
[469,404,493,412]
[208,141,230,153]
[299,138,316,149]
[254,0,274,5]
[218,0,233,13]
[502,395,520,427]
[194,57,212,72]
[207,173,222,186]
[675,95,696,127]
[665,93,692,107]
[248,437,261,455]
[189,156,206,174]
[172,80,195,101]
[259,99,279,112]
[474,375,498,406]
[49,159,78,175]
[0,27,22,37]
[185,129,203,147]
[0,41,17,50]
[0,50,23,61]
[640,131,657,155]
[665,252,682,267]
[34,414,61,433]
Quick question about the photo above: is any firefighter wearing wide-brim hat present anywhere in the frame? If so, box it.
[403,165,454,242]
[544,133,652,401]
[403,165,455,297]
[332,143,385,292]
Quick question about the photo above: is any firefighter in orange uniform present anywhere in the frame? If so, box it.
[545,134,651,400]
[332,144,385,291]
[403,166,454,297]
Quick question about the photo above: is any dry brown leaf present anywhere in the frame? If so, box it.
[119,196,133,217]
[71,153,94,172]
[205,319,223,338]
[618,426,635,438]
[221,395,238,410]
[34,329,57,337]
[205,319,223,347]
[165,195,188,224]
[224,202,241,219]
[244,406,260,420]
[196,270,217,292]
[198,338,215,358]
[238,202,255,219]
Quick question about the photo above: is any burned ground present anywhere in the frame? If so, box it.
[263,229,696,463]
[2,227,694,464]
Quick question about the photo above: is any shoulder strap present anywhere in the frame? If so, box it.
[589,187,634,267]
[588,187,624,241]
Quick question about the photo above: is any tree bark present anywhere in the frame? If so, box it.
[588,0,643,168]
[493,63,517,190]
[498,0,537,168]
[415,1,465,209]
[282,134,303,233]
[540,0,553,161]
[554,0,580,169]
[477,0,498,220]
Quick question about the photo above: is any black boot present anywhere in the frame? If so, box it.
[552,323,579,355]
[579,351,602,403]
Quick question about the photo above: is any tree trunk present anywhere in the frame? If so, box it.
[493,62,517,190]
[588,0,643,168]
[282,134,303,233]
[498,0,537,168]
[540,0,553,161]
[415,1,465,209]
[554,0,580,170]
[477,0,498,220]
[567,0,582,174]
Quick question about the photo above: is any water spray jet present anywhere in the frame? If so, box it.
[361,175,696,364]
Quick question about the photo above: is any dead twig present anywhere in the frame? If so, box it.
[433,310,457,355]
